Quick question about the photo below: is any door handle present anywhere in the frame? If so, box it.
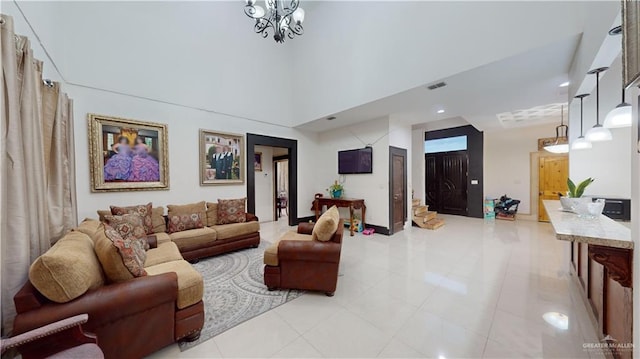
[394,195,399,200]
[539,192,543,195]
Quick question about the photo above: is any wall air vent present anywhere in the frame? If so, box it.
[426,82,447,90]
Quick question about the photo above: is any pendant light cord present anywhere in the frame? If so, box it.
[596,72,600,125]
[580,97,584,135]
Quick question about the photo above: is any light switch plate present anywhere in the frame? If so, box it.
[471,179,479,185]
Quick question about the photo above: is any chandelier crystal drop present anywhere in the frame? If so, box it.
[245,0,305,43]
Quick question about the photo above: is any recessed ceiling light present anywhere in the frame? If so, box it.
[559,81,570,87]
[326,116,336,121]
[437,109,445,114]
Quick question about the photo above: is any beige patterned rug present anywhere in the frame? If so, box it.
[179,243,303,351]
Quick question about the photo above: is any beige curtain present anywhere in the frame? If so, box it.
[1,14,77,335]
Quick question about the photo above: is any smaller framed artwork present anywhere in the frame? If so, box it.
[254,152,263,172]
[199,129,244,185]
[88,114,169,192]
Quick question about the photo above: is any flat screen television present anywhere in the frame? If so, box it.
[338,147,373,174]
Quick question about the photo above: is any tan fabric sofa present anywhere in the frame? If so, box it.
[12,219,204,359]
[98,201,261,262]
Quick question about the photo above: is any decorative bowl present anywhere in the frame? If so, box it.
[572,199,605,219]
[559,197,590,212]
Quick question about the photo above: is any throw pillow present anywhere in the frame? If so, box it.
[151,206,166,233]
[167,212,204,234]
[217,198,247,225]
[103,224,147,277]
[312,205,340,242]
[104,213,149,250]
[205,202,218,227]
[110,202,154,235]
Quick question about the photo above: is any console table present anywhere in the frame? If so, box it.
[312,197,366,236]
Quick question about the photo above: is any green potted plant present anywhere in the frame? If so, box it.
[327,180,344,199]
[560,177,594,211]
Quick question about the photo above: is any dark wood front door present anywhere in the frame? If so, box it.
[425,151,468,215]
[389,147,407,234]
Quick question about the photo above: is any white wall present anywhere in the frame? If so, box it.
[316,117,390,228]
[569,57,632,199]
[411,129,425,205]
[484,123,556,214]
[254,146,274,222]
[67,85,320,221]
[629,86,640,354]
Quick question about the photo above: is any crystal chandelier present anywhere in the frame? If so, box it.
[244,0,305,43]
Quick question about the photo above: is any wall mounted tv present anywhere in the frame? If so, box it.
[338,147,373,174]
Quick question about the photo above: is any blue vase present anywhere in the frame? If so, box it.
[331,189,343,199]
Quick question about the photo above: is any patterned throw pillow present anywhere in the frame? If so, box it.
[217,198,247,225]
[103,224,147,277]
[168,213,204,234]
[104,213,149,250]
[110,203,154,235]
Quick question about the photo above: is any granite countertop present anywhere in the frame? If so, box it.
[543,200,633,250]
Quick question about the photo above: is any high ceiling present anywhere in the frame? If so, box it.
[295,35,579,132]
[10,1,620,133]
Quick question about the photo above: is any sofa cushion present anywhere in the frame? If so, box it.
[155,232,171,245]
[29,231,104,303]
[73,218,102,238]
[312,206,340,242]
[217,198,247,225]
[152,206,166,233]
[104,225,147,278]
[167,201,206,218]
[212,221,260,240]
[104,213,149,250]
[167,213,204,234]
[167,201,206,233]
[94,224,146,283]
[264,231,314,266]
[99,207,165,234]
[111,202,154,235]
[205,202,218,227]
[145,260,203,309]
[144,241,183,267]
[169,227,217,251]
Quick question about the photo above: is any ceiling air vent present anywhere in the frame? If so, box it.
[426,81,447,90]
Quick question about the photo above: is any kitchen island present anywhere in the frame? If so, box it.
[544,200,633,359]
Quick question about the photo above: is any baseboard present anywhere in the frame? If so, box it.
[365,223,391,236]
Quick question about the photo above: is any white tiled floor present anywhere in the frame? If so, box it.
[149,215,605,358]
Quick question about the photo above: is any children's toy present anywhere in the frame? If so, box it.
[362,228,375,235]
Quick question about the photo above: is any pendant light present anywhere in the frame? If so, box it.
[544,105,569,153]
[571,94,592,150]
[585,67,613,142]
[604,88,632,128]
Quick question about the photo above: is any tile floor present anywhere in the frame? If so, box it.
[149,215,605,358]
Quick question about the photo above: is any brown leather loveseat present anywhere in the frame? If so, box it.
[12,219,204,359]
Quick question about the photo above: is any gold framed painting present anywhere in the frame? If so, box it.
[199,129,244,185]
[88,113,169,192]
[623,0,640,88]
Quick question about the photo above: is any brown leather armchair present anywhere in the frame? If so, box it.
[264,220,344,296]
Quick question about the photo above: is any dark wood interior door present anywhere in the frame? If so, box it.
[425,151,468,215]
[392,153,405,233]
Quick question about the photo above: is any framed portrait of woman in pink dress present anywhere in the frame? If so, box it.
[89,114,169,192]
